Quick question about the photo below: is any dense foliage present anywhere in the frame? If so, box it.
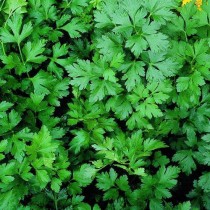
[0,0,210,209]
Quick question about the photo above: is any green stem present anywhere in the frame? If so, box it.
[54,193,58,210]
[0,0,6,11]
[17,42,30,77]
[4,11,13,27]
[0,130,14,137]
[18,43,25,64]
[26,71,30,78]
[183,30,188,42]
[4,6,22,27]
[1,42,6,55]
[60,0,72,14]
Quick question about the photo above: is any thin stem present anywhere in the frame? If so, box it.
[183,30,188,42]
[54,193,58,210]
[4,11,12,27]
[26,71,30,78]
[4,6,23,27]
[17,42,30,78]
[1,42,6,55]
[0,130,14,137]
[60,0,72,14]
[18,43,25,64]
[0,0,6,11]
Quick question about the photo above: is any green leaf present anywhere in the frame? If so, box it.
[23,40,47,63]
[143,139,167,152]
[133,168,146,176]
[67,60,94,90]
[73,164,96,187]
[110,52,124,68]
[176,201,191,210]
[36,169,50,188]
[57,169,71,181]
[0,14,32,44]
[136,100,163,119]
[116,175,130,191]
[96,168,118,191]
[70,130,90,154]
[77,203,91,210]
[26,126,59,167]
[198,172,210,193]
[9,110,21,127]
[127,112,153,130]
[0,102,13,119]
[47,78,69,106]
[61,18,89,38]
[173,150,196,175]
[4,0,27,14]
[0,53,27,75]
[120,61,145,91]
[0,190,18,210]
[11,137,26,162]
[0,162,15,184]
[146,33,169,53]
[153,92,170,104]
[96,34,123,60]
[89,80,121,102]
[51,177,62,193]
[70,0,88,15]
[149,198,163,210]
[154,166,180,199]
[142,0,175,25]
[103,188,119,201]
[106,95,133,120]
[93,204,101,210]
[176,77,190,92]
[18,159,33,181]
[52,42,68,58]
[0,140,8,153]
[125,35,148,57]
[30,71,51,95]
[153,152,170,168]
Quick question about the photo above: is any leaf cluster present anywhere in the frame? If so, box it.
[0,0,210,209]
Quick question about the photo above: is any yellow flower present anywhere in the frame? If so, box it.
[196,0,202,10]
[182,0,203,9]
[182,0,192,6]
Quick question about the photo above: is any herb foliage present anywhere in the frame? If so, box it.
[0,0,210,209]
